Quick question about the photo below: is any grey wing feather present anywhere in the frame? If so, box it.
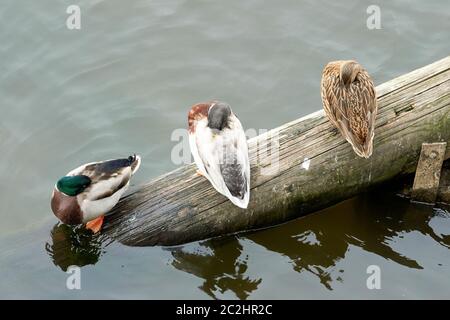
[220,151,247,200]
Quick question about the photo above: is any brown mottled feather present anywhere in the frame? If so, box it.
[321,60,377,158]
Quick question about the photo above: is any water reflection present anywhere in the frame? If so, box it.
[169,191,449,293]
[248,192,449,290]
[45,223,105,271]
[169,237,262,299]
[44,191,449,297]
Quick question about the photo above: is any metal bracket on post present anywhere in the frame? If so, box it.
[411,142,447,204]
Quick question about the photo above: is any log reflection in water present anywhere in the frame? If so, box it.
[168,237,261,299]
[168,192,449,293]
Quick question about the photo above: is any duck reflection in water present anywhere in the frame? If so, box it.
[45,189,449,295]
[168,237,262,300]
[45,223,105,271]
[248,192,449,290]
[168,190,449,293]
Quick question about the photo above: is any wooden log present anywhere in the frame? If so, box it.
[395,159,450,205]
[437,160,450,204]
[104,56,450,246]
[411,142,447,204]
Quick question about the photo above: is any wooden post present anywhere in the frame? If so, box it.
[103,56,450,246]
[411,143,447,204]
[437,160,450,204]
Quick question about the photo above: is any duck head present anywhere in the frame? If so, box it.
[51,175,91,225]
[207,101,232,131]
[339,60,362,87]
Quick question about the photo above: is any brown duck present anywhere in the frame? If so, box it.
[321,60,377,158]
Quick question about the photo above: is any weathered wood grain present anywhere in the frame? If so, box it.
[395,159,450,205]
[104,56,450,246]
[438,160,450,204]
[411,142,447,204]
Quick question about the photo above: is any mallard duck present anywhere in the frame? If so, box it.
[188,101,250,208]
[51,155,141,233]
[321,60,377,158]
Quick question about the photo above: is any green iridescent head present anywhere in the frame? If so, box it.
[57,175,92,196]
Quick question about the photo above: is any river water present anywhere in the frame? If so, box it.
[0,0,449,299]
